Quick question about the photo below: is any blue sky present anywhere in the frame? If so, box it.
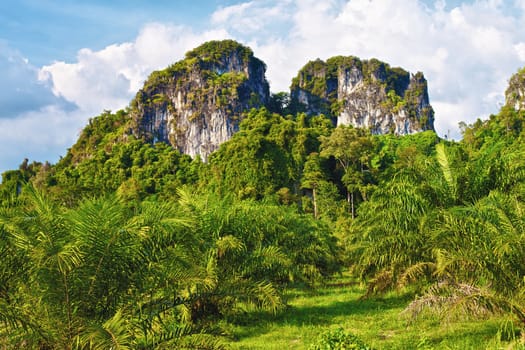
[1,0,525,175]
[0,0,233,65]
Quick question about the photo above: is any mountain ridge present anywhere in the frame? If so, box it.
[125,40,435,161]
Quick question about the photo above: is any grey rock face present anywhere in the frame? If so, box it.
[290,57,434,134]
[505,68,525,111]
[130,40,269,161]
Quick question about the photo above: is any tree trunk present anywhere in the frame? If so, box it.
[347,191,355,219]
[313,187,318,220]
[63,272,73,349]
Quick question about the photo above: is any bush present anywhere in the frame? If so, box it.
[309,328,372,350]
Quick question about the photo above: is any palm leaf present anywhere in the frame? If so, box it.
[435,143,457,201]
[364,269,394,297]
[77,310,133,350]
[397,261,437,289]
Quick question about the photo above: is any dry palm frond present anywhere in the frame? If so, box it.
[402,280,524,323]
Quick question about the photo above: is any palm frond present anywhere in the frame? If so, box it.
[215,235,245,257]
[435,143,457,201]
[248,280,283,314]
[77,310,133,350]
[397,262,437,289]
[0,299,31,331]
[364,269,394,297]
[0,299,52,346]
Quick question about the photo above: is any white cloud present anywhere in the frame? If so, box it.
[0,42,70,118]
[39,23,230,116]
[515,42,525,61]
[210,0,293,38]
[211,2,254,25]
[0,105,86,175]
[229,0,525,139]
[39,46,133,113]
[0,42,78,175]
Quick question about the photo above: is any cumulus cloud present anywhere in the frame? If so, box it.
[39,23,230,115]
[220,0,525,139]
[211,2,255,27]
[0,106,87,174]
[211,0,292,35]
[0,42,78,174]
[515,42,525,61]
[0,42,72,118]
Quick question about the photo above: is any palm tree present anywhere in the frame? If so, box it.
[0,196,47,347]
[433,192,525,296]
[346,143,464,295]
[410,192,525,326]
[348,175,434,294]
[0,185,84,348]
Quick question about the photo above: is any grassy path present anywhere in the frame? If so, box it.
[226,277,518,349]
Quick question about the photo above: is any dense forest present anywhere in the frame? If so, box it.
[2,42,525,348]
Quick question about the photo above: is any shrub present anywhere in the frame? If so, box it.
[309,328,372,350]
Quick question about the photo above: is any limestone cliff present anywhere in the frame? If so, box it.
[505,67,525,111]
[130,42,434,161]
[290,56,434,134]
[130,40,269,161]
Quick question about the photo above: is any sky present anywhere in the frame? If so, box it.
[1,0,525,175]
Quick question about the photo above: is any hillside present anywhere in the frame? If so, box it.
[52,40,435,167]
[1,41,525,349]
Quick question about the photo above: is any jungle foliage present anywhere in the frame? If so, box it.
[2,70,525,348]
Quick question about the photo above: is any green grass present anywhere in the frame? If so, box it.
[224,275,523,349]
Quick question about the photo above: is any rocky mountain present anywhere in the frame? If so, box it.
[505,67,525,111]
[130,40,270,161]
[127,40,435,161]
[290,56,434,134]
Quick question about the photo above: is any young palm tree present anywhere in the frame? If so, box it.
[0,198,48,347]
[434,193,525,291]
[1,185,84,348]
[411,192,525,325]
[347,143,465,295]
[348,175,434,294]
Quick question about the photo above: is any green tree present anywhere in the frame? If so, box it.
[301,153,326,219]
[320,125,375,218]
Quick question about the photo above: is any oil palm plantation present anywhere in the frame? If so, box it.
[0,185,339,349]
